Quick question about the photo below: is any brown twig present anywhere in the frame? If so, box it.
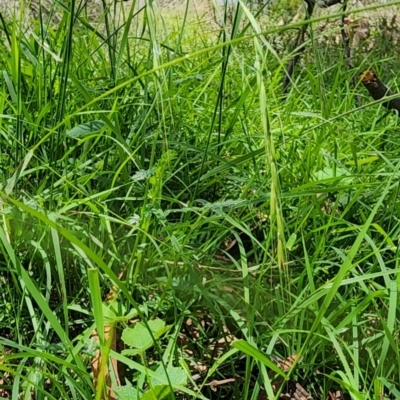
[339,0,362,106]
[282,0,350,94]
[360,69,400,114]
[282,0,315,94]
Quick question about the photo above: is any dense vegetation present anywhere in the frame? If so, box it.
[1,0,400,399]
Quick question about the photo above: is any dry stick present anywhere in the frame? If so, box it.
[360,69,400,114]
[360,69,400,149]
[282,0,315,94]
[282,0,343,94]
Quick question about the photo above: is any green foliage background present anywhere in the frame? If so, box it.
[0,0,400,398]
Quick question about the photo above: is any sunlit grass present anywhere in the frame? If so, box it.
[0,0,400,399]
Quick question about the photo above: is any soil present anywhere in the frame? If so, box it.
[0,0,217,23]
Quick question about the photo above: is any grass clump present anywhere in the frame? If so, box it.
[1,0,400,399]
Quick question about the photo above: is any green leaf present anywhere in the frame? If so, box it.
[5,150,34,196]
[121,319,170,352]
[122,305,147,322]
[102,299,119,322]
[66,120,105,138]
[115,384,139,400]
[141,385,170,400]
[110,350,208,400]
[88,268,104,344]
[379,378,400,399]
[120,348,142,356]
[3,70,17,103]
[151,366,188,387]
[103,300,148,323]
[232,340,288,379]
[286,233,297,251]
[314,167,353,183]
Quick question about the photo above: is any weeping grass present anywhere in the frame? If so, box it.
[1,0,400,399]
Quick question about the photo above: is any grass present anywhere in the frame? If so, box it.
[1,0,400,399]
